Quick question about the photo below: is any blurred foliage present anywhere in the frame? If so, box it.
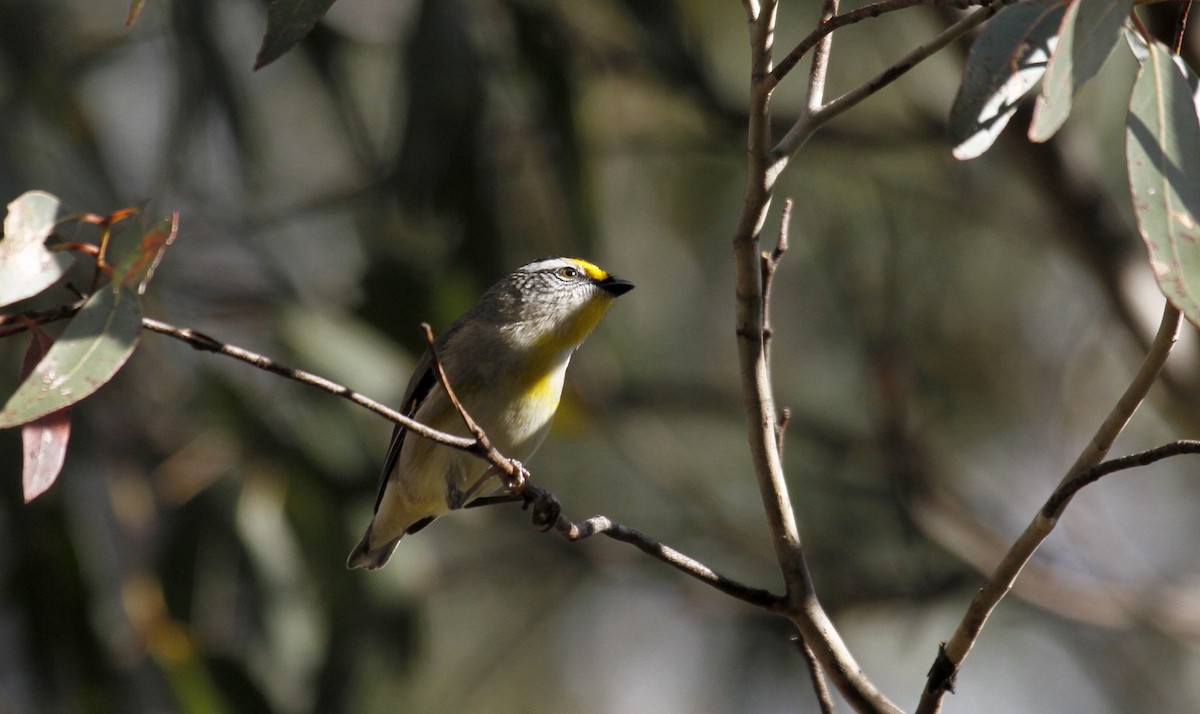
[2,0,1200,712]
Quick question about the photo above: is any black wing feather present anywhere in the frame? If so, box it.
[370,352,439,514]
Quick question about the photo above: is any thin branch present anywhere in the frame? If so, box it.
[143,313,781,613]
[467,485,785,611]
[796,637,837,714]
[419,322,527,497]
[761,197,792,365]
[1174,0,1192,54]
[1045,439,1200,516]
[735,4,901,712]
[770,0,999,91]
[917,302,1182,713]
[773,1,1015,163]
[569,515,785,610]
[804,0,841,112]
[0,298,87,337]
[141,317,476,451]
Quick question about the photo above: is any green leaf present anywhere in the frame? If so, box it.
[19,327,72,502]
[950,0,1066,159]
[1029,0,1132,142]
[0,287,142,428]
[0,190,76,307]
[254,0,338,70]
[1126,41,1200,324]
[112,212,178,294]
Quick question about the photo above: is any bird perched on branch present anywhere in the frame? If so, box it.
[347,257,634,569]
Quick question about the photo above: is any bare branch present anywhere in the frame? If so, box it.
[141,317,477,451]
[917,302,1183,713]
[761,197,792,364]
[0,298,87,337]
[419,322,528,496]
[468,485,785,611]
[143,313,781,613]
[1045,439,1200,516]
[734,4,902,712]
[804,0,841,112]
[796,637,837,714]
[771,0,997,90]
[774,1,1015,163]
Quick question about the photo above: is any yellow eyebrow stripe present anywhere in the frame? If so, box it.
[566,258,609,281]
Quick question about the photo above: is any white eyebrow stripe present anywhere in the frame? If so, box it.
[522,258,570,273]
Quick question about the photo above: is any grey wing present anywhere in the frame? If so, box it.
[370,349,439,514]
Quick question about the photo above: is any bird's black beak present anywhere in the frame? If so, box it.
[598,275,634,297]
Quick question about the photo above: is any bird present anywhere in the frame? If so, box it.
[347,257,634,569]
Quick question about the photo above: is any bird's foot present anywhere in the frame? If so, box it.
[520,485,562,532]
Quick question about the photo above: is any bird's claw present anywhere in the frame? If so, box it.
[502,459,529,493]
[521,485,562,531]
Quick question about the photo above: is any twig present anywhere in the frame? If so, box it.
[917,302,1182,713]
[140,317,476,451]
[1045,439,1200,516]
[804,0,841,112]
[770,0,999,90]
[796,637,837,714]
[138,311,786,613]
[0,298,88,337]
[464,484,785,610]
[761,198,792,364]
[419,322,528,496]
[1174,0,1192,54]
[735,4,901,713]
[773,1,1016,163]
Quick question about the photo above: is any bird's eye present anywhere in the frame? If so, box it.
[559,266,580,279]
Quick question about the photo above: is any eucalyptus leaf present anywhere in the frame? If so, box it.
[0,190,76,307]
[1029,0,1132,142]
[1126,41,1200,324]
[0,287,143,428]
[950,0,1065,159]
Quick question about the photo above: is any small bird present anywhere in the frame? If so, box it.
[347,257,634,569]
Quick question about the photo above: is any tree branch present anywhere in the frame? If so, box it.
[770,0,1000,90]
[734,4,901,713]
[140,317,477,451]
[796,637,837,714]
[141,314,783,613]
[773,1,1015,163]
[419,322,528,499]
[468,485,786,611]
[803,0,841,112]
[0,298,87,337]
[917,302,1183,713]
[1045,439,1200,517]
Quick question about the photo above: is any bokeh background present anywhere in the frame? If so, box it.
[2,0,1200,712]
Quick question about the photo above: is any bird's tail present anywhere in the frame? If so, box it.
[346,527,402,570]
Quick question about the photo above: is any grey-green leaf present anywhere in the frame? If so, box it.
[0,190,76,307]
[1029,0,1132,142]
[254,0,337,70]
[0,287,142,428]
[1126,41,1200,324]
[950,0,1065,159]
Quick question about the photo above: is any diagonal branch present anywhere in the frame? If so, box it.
[1045,439,1200,517]
[917,302,1182,713]
[419,322,528,496]
[140,317,477,451]
[773,1,1017,163]
[140,313,783,613]
[770,0,1001,91]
